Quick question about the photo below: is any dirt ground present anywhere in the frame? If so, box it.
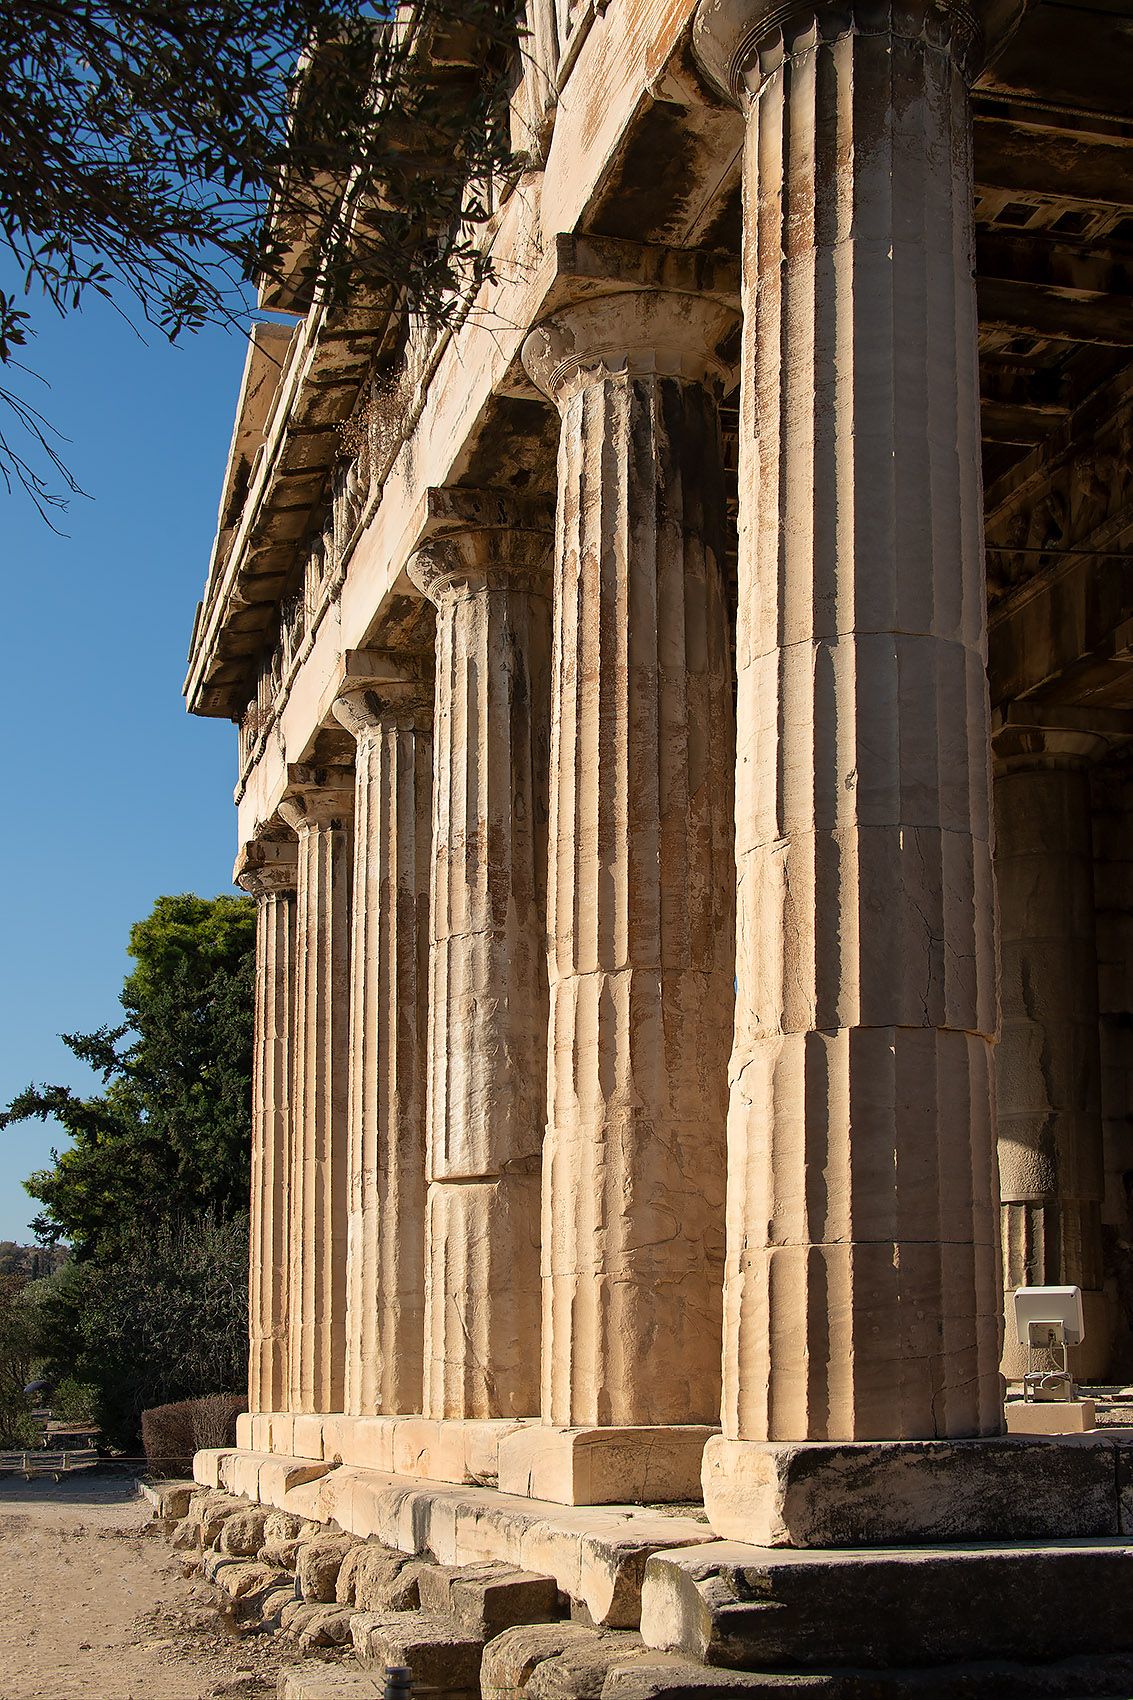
[0,1470,306,1700]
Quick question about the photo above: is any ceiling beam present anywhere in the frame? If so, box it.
[978,278,1133,346]
[974,115,1133,207]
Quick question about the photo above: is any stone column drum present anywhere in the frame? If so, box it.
[694,0,1003,1534]
[237,840,298,1415]
[333,674,434,1416]
[510,288,738,1503]
[409,521,552,1422]
[994,718,1109,1381]
[279,769,354,1415]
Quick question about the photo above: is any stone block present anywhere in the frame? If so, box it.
[269,1412,296,1455]
[1005,1399,1096,1434]
[482,1624,601,1700]
[599,1655,802,1698]
[259,1537,301,1570]
[279,1674,385,1700]
[217,1452,246,1494]
[700,1434,1121,1547]
[526,1630,645,1700]
[252,1583,296,1627]
[345,1417,398,1472]
[417,1559,562,1636]
[279,1598,332,1638]
[354,1545,420,1611]
[639,1540,1133,1670]
[218,1505,272,1556]
[215,1559,284,1601]
[297,1532,358,1601]
[227,1453,265,1499]
[297,1604,356,1648]
[465,1421,537,1487]
[139,1478,196,1520]
[349,1609,485,1689]
[256,1454,334,1509]
[336,1540,373,1604]
[198,1494,247,1547]
[193,1448,233,1488]
[236,1412,254,1450]
[499,1429,716,1507]
[264,1509,304,1542]
[292,1415,325,1459]
[279,1471,334,1522]
[322,1413,357,1463]
[202,1548,242,1584]
[171,1514,199,1551]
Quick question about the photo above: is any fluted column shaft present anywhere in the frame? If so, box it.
[410,527,551,1421]
[523,291,738,1427]
[279,773,354,1414]
[695,0,1001,1443]
[238,846,298,1414]
[995,722,1108,1378]
[334,682,433,1416]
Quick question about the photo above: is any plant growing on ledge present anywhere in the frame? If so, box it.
[0,0,525,515]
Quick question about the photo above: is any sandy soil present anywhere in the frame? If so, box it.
[0,1470,304,1700]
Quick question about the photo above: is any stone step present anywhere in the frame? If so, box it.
[605,1650,1133,1698]
[351,1608,485,1694]
[416,1560,563,1637]
[198,1448,716,1626]
[640,1539,1133,1671]
[138,1477,196,1520]
[280,1675,386,1700]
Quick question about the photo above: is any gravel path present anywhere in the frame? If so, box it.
[0,1471,301,1700]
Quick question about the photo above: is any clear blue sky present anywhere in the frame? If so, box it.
[0,279,251,1241]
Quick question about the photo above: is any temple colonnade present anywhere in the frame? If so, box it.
[232,0,1120,1532]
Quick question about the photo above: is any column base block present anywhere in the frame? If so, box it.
[245,1410,536,1487]
[641,1538,1133,1674]
[1005,1397,1096,1434]
[498,1425,717,1505]
[702,1432,1131,1547]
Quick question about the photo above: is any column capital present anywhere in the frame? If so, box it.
[331,648,433,741]
[692,0,986,104]
[279,764,355,832]
[992,702,1133,773]
[521,289,740,410]
[234,838,299,899]
[408,511,552,607]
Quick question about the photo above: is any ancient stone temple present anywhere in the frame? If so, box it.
[185,0,1133,1687]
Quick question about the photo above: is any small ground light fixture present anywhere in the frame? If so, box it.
[1013,1285,1085,1403]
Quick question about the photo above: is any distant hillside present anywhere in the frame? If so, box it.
[0,1242,67,1281]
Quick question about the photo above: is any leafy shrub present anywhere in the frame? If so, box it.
[142,1391,244,1476]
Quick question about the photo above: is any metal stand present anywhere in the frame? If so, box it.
[1022,1320,1077,1404]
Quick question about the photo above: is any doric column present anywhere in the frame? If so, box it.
[236,839,298,1415]
[278,767,354,1414]
[332,661,433,1416]
[409,505,552,1421]
[693,0,1002,1497]
[994,712,1109,1380]
[521,290,738,1442]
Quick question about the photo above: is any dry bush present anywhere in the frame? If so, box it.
[142,1391,244,1477]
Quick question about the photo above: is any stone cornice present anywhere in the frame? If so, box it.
[185,228,740,724]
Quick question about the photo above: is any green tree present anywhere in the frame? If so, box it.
[0,0,521,512]
[3,893,256,1259]
[2,894,258,1447]
[35,1214,249,1449]
[0,1276,40,1447]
